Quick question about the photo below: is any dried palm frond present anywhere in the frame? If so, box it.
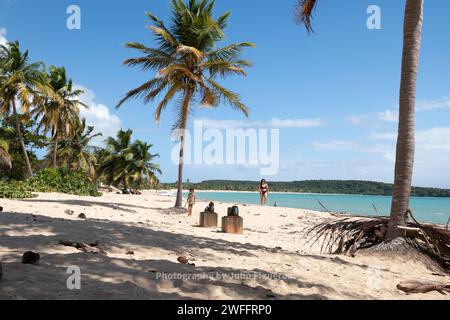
[295,0,319,32]
[305,211,450,271]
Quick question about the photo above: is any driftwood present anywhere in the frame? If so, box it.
[397,281,450,295]
[59,240,107,255]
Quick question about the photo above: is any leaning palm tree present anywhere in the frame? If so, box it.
[53,118,102,178]
[33,66,86,169]
[0,41,49,177]
[297,0,424,242]
[116,0,255,207]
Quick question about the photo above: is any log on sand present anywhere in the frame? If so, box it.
[59,240,107,255]
[397,281,450,295]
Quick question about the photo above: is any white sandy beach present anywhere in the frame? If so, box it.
[0,191,449,300]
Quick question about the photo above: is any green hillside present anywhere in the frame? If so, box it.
[160,180,450,198]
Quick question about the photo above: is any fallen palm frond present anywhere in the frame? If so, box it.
[305,212,450,271]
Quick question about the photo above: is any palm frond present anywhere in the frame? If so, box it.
[207,79,249,116]
[295,0,319,32]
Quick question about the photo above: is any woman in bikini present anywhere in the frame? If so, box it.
[259,179,269,206]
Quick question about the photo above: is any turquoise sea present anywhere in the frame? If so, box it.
[194,192,450,225]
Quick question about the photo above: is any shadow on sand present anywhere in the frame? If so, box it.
[0,211,369,300]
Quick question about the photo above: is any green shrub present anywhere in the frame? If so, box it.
[0,168,101,199]
[0,180,36,199]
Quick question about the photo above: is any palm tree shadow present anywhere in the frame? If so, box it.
[0,211,371,300]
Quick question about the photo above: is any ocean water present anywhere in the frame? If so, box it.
[194,192,450,225]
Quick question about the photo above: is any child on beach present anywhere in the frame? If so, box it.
[186,188,196,217]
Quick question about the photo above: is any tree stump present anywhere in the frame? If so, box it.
[199,212,218,228]
[222,216,244,234]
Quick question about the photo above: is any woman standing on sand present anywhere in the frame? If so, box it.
[185,188,196,217]
[259,179,269,206]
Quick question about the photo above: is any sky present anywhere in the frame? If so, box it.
[1,0,450,188]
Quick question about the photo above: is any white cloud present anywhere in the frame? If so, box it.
[345,114,370,126]
[312,140,361,151]
[0,28,7,46]
[370,132,397,140]
[75,84,122,146]
[377,110,398,123]
[198,118,324,129]
[417,98,450,111]
[346,110,398,126]
[416,127,450,151]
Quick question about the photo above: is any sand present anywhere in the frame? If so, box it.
[0,190,449,300]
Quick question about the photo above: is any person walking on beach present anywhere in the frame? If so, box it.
[259,179,269,206]
[186,188,196,217]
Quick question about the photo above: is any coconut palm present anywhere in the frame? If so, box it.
[98,129,161,191]
[126,140,162,187]
[297,0,424,241]
[33,66,86,169]
[0,41,49,177]
[52,118,102,178]
[116,0,254,207]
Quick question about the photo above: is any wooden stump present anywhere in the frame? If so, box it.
[199,212,218,228]
[222,216,244,235]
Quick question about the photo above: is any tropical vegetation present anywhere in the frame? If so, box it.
[0,40,162,199]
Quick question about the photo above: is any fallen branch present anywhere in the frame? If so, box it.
[59,240,107,255]
[397,281,450,295]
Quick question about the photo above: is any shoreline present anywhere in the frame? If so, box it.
[162,189,450,199]
[160,189,450,226]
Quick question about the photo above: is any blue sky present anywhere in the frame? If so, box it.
[1,0,450,187]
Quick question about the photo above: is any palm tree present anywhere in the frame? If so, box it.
[116,0,255,207]
[53,118,102,178]
[33,66,86,169]
[0,41,48,177]
[127,140,162,187]
[297,0,424,241]
[98,129,161,191]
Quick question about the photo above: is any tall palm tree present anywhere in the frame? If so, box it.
[297,0,424,241]
[98,129,161,191]
[33,66,86,169]
[0,41,49,177]
[116,0,255,207]
[53,118,102,178]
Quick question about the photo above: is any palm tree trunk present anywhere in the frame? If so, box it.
[386,0,424,241]
[53,136,59,169]
[175,89,193,208]
[175,135,186,207]
[11,101,33,177]
[122,177,128,193]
